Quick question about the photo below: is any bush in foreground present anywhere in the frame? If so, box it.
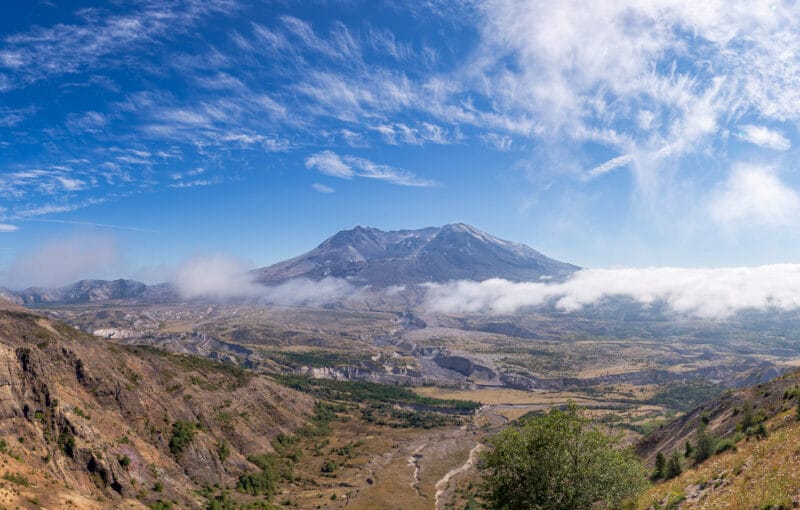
[481,404,647,509]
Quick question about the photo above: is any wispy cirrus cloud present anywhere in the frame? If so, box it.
[305,151,436,187]
[312,183,335,193]
[0,0,237,88]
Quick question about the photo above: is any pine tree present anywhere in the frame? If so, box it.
[665,450,683,479]
[684,441,693,458]
[693,422,714,464]
[651,451,666,481]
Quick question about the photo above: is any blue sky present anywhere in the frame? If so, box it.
[2,0,800,287]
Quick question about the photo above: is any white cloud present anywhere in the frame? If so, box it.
[0,224,17,232]
[305,151,436,187]
[173,253,261,300]
[259,277,357,306]
[468,0,800,181]
[57,177,86,191]
[305,151,354,178]
[738,125,791,151]
[709,164,800,228]
[173,253,357,304]
[312,183,335,193]
[425,264,800,319]
[586,154,633,179]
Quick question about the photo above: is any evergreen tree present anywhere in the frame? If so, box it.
[693,422,715,464]
[651,452,666,481]
[665,450,683,479]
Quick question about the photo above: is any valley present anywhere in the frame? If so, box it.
[9,297,800,508]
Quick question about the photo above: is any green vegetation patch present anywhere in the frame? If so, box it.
[647,381,724,411]
[273,374,480,412]
[168,420,196,455]
[3,472,30,487]
[272,350,378,369]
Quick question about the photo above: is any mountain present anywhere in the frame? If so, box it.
[0,279,176,305]
[254,223,579,287]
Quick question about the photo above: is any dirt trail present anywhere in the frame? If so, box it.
[407,444,426,495]
[434,442,486,509]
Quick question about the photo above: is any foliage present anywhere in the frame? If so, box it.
[118,454,131,468]
[321,459,337,473]
[273,350,377,369]
[693,423,715,464]
[168,420,196,455]
[218,439,230,462]
[205,490,275,510]
[2,472,29,487]
[237,469,276,497]
[150,502,173,510]
[664,450,683,480]
[361,402,462,428]
[480,404,647,509]
[59,433,76,458]
[274,374,479,412]
[646,382,724,411]
[651,452,666,481]
[714,438,737,455]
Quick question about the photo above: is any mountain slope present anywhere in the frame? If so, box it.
[635,368,800,508]
[0,300,313,508]
[254,223,579,287]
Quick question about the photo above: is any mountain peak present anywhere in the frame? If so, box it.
[254,224,579,286]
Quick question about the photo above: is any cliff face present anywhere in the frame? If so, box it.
[0,304,313,508]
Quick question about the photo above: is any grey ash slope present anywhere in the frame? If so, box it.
[254,223,579,287]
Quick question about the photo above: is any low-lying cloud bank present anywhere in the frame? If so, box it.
[174,253,357,305]
[425,265,800,319]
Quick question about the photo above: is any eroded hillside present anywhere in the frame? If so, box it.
[0,301,315,508]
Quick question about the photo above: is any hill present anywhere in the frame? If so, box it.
[635,368,800,508]
[0,300,313,508]
[0,279,176,305]
[253,223,579,287]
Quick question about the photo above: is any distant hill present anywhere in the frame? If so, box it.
[0,279,176,305]
[253,223,579,287]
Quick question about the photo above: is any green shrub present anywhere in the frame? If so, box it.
[237,470,276,497]
[3,472,30,487]
[714,438,737,455]
[217,440,230,462]
[118,454,131,468]
[321,460,337,474]
[168,420,195,455]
